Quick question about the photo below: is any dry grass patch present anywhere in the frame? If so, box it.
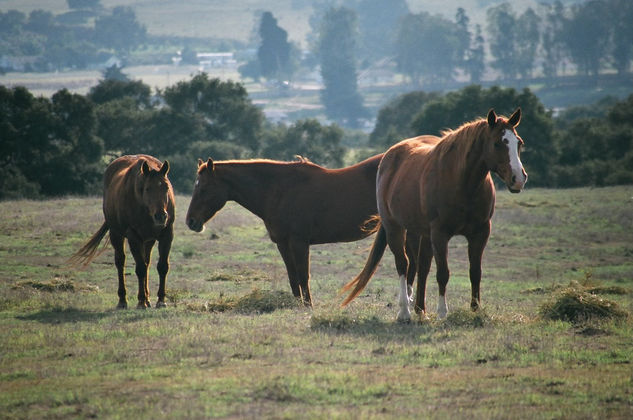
[539,287,629,324]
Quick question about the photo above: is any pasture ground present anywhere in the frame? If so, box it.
[1,186,632,418]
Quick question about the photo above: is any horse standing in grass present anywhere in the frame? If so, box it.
[342,109,527,322]
[185,154,418,306]
[70,155,175,309]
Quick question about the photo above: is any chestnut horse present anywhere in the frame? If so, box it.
[70,155,175,309]
[185,154,418,306]
[342,109,527,322]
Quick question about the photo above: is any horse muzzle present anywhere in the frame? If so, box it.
[186,218,205,233]
[507,171,527,193]
[153,210,169,226]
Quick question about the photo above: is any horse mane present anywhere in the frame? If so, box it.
[197,157,321,175]
[434,118,490,174]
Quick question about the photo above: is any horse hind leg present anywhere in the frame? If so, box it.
[467,223,490,312]
[288,237,312,307]
[386,227,410,322]
[414,237,433,321]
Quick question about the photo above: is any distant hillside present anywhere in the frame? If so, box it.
[1,0,582,47]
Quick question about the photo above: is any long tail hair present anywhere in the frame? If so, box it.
[68,222,110,267]
[340,221,387,306]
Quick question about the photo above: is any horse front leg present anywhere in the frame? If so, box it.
[288,237,312,307]
[156,226,173,308]
[467,222,490,311]
[431,226,450,319]
[276,240,301,300]
[405,233,420,303]
[111,231,127,309]
[128,236,150,309]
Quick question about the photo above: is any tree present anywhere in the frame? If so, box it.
[467,24,485,83]
[540,1,567,79]
[318,7,367,128]
[262,119,345,167]
[355,0,409,63]
[395,12,461,86]
[609,0,633,76]
[561,1,610,77]
[67,0,101,10]
[369,91,440,147]
[486,3,518,80]
[0,86,103,198]
[515,8,540,79]
[257,11,293,80]
[94,6,146,56]
[161,73,264,151]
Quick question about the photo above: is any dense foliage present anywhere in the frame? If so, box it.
[370,86,633,188]
[0,74,347,198]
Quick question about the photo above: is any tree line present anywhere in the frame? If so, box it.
[238,0,632,127]
[2,74,632,199]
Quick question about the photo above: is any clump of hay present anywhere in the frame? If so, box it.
[443,308,493,328]
[190,289,300,314]
[539,288,628,324]
[14,278,98,293]
[233,288,301,313]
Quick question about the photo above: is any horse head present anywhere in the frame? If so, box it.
[484,108,528,193]
[138,159,171,227]
[186,157,229,233]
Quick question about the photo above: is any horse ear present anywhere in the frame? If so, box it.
[487,109,497,127]
[159,160,170,176]
[508,107,521,127]
[206,157,215,173]
[141,160,150,175]
[197,158,204,168]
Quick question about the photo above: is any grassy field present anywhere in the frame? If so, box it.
[1,186,632,418]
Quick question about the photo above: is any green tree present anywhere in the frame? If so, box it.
[516,8,540,79]
[162,73,263,151]
[540,1,567,79]
[609,0,633,76]
[369,91,440,147]
[395,12,461,86]
[561,1,610,77]
[318,7,367,128]
[262,119,345,167]
[355,0,409,63]
[0,86,103,198]
[486,3,518,79]
[94,6,146,56]
[257,11,293,80]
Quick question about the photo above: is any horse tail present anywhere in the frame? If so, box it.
[68,222,110,267]
[340,222,387,306]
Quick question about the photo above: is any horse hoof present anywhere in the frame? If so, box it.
[116,301,127,309]
[136,302,148,309]
[418,312,430,323]
[396,311,411,324]
[155,301,167,309]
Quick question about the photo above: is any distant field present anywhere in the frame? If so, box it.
[1,186,632,418]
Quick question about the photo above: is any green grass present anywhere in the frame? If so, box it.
[1,186,633,418]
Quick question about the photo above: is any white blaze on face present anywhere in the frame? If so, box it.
[502,129,527,189]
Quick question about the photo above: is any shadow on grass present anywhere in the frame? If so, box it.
[310,308,495,340]
[17,306,113,324]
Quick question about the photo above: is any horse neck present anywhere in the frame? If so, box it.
[437,122,491,192]
[214,161,281,219]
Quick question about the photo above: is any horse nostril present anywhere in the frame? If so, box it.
[512,175,517,184]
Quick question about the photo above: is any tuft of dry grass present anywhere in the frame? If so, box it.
[539,287,629,324]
